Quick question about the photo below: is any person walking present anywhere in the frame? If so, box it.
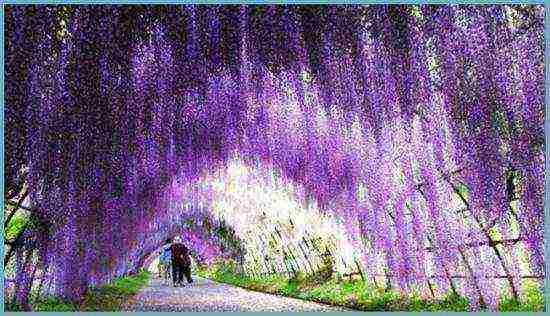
[159,238,172,282]
[171,236,193,286]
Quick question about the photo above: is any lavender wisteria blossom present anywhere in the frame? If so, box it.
[4,4,544,310]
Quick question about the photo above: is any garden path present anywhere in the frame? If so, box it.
[123,275,350,312]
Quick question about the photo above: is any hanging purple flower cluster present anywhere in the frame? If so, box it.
[4,4,544,309]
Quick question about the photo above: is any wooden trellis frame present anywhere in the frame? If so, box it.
[239,166,540,306]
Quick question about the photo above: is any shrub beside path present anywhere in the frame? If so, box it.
[123,276,350,312]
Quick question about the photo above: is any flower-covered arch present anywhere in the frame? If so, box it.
[4,4,544,310]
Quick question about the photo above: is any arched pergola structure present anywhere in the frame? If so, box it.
[4,4,544,310]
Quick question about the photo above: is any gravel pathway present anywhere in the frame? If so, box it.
[124,276,350,312]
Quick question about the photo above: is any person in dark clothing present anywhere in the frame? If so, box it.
[170,236,193,286]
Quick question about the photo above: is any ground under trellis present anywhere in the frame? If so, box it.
[4,4,544,311]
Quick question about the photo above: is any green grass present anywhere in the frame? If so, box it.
[199,260,544,312]
[499,280,545,312]
[31,270,151,311]
[31,296,78,312]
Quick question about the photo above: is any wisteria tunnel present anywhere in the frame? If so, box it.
[4,4,545,311]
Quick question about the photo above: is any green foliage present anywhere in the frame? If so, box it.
[406,294,433,311]
[456,183,470,200]
[80,270,151,311]
[5,211,27,240]
[523,281,545,311]
[359,290,402,311]
[500,297,527,312]
[304,278,344,303]
[5,301,31,312]
[398,291,468,312]
[195,264,212,278]
[432,292,470,311]
[213,221,229,239]
[213,220,243,253]
[109,270,151,295]
[32,296,78,312]
[280,278,300,296]
[500,280,545,312]
[183,217,195,227]
[487,227,502,241]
